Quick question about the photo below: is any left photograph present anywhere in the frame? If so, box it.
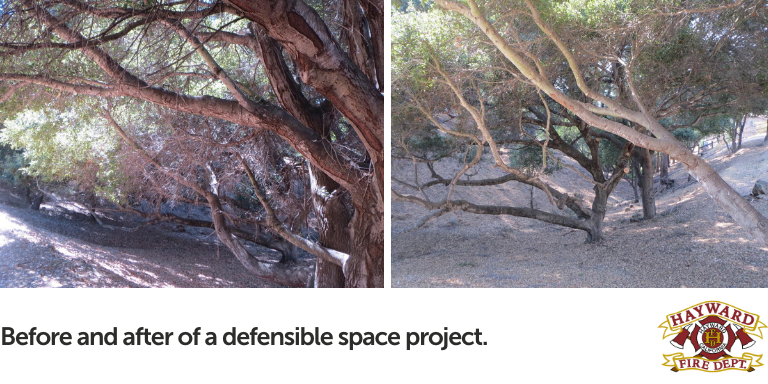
[0,1,383,288]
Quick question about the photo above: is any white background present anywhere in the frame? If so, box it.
[0,289,765,383]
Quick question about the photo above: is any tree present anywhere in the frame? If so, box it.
[0,0,383,287]
[392,40,635,241]
[430,0,768,244]
[393,0,767,240]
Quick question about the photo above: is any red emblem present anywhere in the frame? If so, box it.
[661,301,764,372]
[670,316,756,360]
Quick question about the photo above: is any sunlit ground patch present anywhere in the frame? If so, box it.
[0,234,14,247]
[0,210,42,244]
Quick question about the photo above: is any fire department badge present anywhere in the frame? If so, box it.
[659,301,766,372]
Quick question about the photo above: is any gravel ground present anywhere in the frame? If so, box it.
[0,190,298,288]
[392,134,768,288]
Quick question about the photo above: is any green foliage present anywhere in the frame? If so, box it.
[650,27,696,65]
[392,6,487,91]
[672,128,701,149]
[598,137,623,167]
[508,145,560,175]
[393,0,768,185]
[393,0,433,12]
[406,134,455,160]
[546,0,681,28]
[0,104,128,202]
[0,144,28,186]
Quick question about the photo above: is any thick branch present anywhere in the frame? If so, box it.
[393,190,592,232]
[235,152,350,269]
[14,1,364,200]
[421,169,593,219]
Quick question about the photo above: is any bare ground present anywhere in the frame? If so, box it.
[0,188,300,287]
[392,132,768,288]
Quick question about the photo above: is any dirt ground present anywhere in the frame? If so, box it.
[392,131,768,288]
[0,188,296,288]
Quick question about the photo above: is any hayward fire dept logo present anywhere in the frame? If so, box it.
[659,301,766,372]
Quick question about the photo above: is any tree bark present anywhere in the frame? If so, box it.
[342,0,376,86]
[257,30,352,287]
[586,188,608,243]
[346,198,384,288]
[639,148,656,219]
[436,0,768,245]
[763,117,768,145]
[204,191,314,287]
[631,158,641,203]
[309,166,350,288]
[360,0,385,91]
[226,0,384,205]
[737,115,746,151]
[660,153,669,180]
[584,144,633,242]
[154,213,299,263]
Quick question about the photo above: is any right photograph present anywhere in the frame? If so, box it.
[391,0,768,287]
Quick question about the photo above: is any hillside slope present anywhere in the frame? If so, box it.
[392,133,768,287]
[0,188,287,287]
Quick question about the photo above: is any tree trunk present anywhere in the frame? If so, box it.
[639,149,656,219]
[204,191,313,287]
[22,186,31,205]
[763,117,768,145]
[586,188,608,243]
[345,198,384,288]
[737,115,746,151]
[167,214,299,263]
[309,165,350,288]
[631,158,640,203]
[433,0,768,245]
[30,193,43,210]
[683,151,768,243]
[660,153,669,180]
[360,0,385,91]
[256,29,357,287]
[584,146,633,243]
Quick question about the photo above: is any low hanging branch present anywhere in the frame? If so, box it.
[104,107,315,287]
[392,189,594,233]
[435,0,768,246]
[234,152,350,270]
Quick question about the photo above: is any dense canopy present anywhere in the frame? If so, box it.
[392,0,768,244]
[0,0,385,288]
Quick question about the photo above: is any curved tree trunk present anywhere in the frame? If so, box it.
[256,28,356,287]
[684,153,768,241]
[160,213,299,263]
[204,191,313,287]
[436,0,768,245]
[585,188,608,243]
[585,146,632,243]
